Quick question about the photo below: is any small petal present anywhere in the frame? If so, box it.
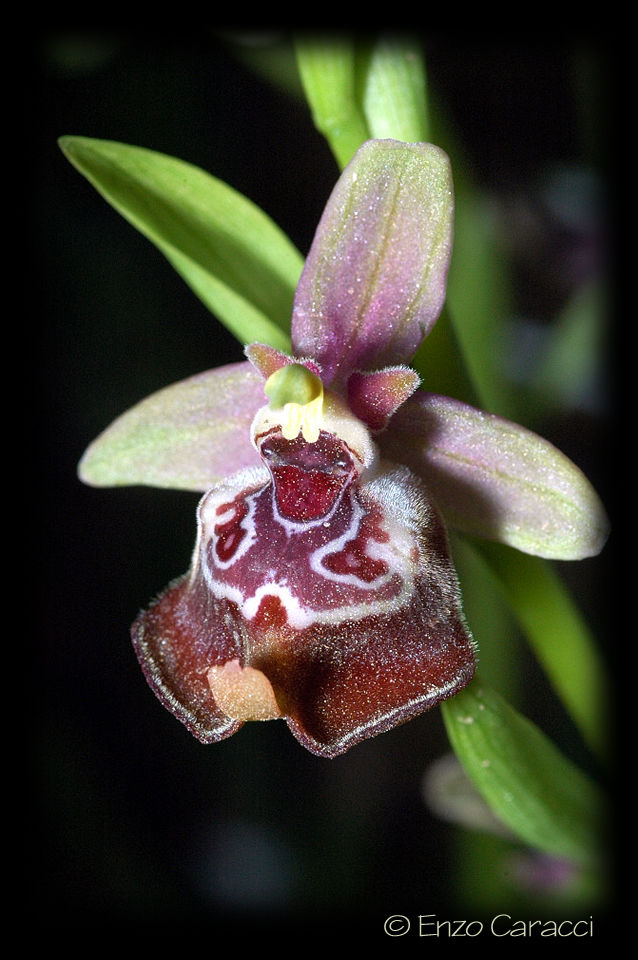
[347,366,421,432]
[78,361,264,491]
[292,139,454,385]
[380,392,609,560]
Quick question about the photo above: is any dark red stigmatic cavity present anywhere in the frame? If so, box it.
[259,430,358,522]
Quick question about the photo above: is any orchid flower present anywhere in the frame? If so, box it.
[75,138,608,759]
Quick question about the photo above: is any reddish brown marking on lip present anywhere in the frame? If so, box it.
[322,501,390,583]
[214,498,249,563]
[253,593,289,630]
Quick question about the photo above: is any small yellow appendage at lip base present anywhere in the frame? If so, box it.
[207,660,283,721]
[264,364,324,444]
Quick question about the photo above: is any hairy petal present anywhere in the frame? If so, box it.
[380,393,609,560]
[347,366,421,432]
[292,139,454,386]
[79,361,264,491]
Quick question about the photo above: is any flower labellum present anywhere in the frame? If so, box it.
[132,360,476,756]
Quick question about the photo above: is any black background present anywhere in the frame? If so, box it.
[27,32,611,937]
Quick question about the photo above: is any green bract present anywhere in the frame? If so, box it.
[442,682,603,867]
[59,136,302,350]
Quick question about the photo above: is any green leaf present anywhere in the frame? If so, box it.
[449,535,522,699]
[474,542,609,760]
[294,35,370,169]
[426,95,524,420]
[59,136,302,350]
[442,680,604,867]
[445,189,516,419]
[361,35,430,143]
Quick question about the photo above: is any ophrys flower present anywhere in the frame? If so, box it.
[78,140,608,757]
